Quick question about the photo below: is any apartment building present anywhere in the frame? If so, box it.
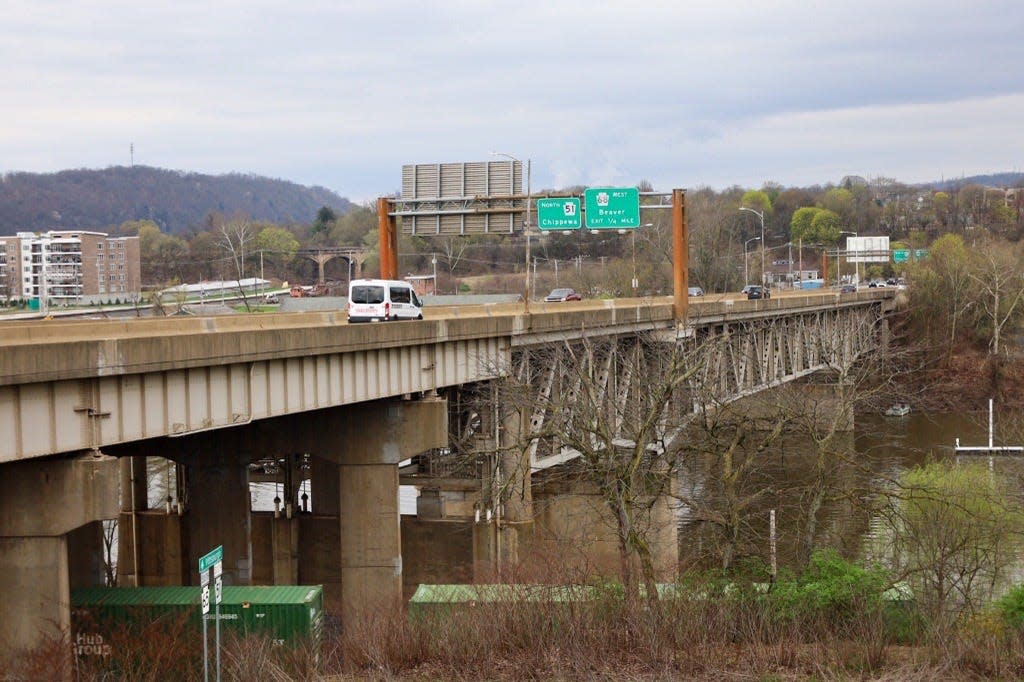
[0,230,141,305]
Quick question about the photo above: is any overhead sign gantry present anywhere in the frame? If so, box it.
[377,162,689,320]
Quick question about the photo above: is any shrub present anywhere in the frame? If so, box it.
[997,584,1024,630]
[764,549,889,629]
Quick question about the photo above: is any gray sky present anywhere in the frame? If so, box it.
[3,1,1023,203]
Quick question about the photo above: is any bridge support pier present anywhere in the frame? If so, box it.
[339,461,401,621]
[182,451,253,587]
[532,472,678,583]
[0,452,118,654]
[498,392,533,569]
[312,399,447,622]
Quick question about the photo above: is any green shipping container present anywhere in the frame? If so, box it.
[408,583,686,619]
[408,584,597,619]
[71,585,323,656]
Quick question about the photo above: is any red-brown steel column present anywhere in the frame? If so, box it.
[672,188,688,322]
[377,197,398,280]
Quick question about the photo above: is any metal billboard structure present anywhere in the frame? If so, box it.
[846,236,890,263]
[395,161,526,235]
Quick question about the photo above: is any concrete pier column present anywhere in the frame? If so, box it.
[0,536,70,648]
[498,392,533,567]
[0,452,118,653]
[68,521,107,588]
[532,470,678,583]
[184,454,252,586]
[312,398,447,623]
[339,462,401,619]
[302,455,341,609]
[310,455,340,515]
[798,381,855,433]
[271,515,299,585]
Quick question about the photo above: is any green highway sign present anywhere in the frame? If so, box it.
[583,187,640,229]
[914,249,928,259]
[199,545,223,572]
[536,197,581,230]
[893,249,909,263]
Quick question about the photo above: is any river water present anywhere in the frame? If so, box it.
[675,403,1024,575]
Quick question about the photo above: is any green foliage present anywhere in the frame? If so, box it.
[136,222,189,286]
[790,206,822,242]
[256,226,300,275]
[809,209,842,244]
[893,461,1024,617]
[312,205,337,235]
[820,188,854,221]
[996,584,1024,630]
[765,550,889,623]
[740,190,772,214]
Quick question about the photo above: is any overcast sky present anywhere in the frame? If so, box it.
[2,1,1023,203]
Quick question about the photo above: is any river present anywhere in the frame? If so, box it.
[676,403,1024,576]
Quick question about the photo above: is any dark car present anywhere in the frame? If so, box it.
[840,284,857,294]
[746,285,770,300]
[544,287,582,302]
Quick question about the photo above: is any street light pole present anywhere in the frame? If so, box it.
[492,152,531,312]
[620,223,652,294]
[744,236,761,284]
[631,231,637,294]
[739,207,766,287]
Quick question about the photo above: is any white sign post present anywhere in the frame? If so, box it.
[199,546,223,682]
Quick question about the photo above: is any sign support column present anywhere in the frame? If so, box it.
[199,545,223,682]
[672,189,688,322]
[377,197,398,280]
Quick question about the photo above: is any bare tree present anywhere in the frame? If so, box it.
[968,239,1024,357]
[102,519,118,586]
[493,331,710,602]
[427,235,473,280]
[217,216,256,311]
[678,395,790,571]
[217,216,255,283]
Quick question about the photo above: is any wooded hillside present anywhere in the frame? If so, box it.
[0,166,352,235]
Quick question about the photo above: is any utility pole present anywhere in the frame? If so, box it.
[431,253,437,295]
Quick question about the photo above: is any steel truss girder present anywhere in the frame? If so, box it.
[507,305,881,469]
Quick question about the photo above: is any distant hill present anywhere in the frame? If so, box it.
[930,172,1024,191]
[0,166,352,235]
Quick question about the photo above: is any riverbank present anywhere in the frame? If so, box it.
[916,349,1024,412]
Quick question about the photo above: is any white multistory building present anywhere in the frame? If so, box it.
[0,230,141,306]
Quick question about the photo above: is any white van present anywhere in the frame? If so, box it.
[347,279,424,322]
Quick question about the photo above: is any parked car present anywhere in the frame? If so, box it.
[840,284,857,294]
[746,285,770,300]
[688,286,705,297]
[544,288,582,302]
